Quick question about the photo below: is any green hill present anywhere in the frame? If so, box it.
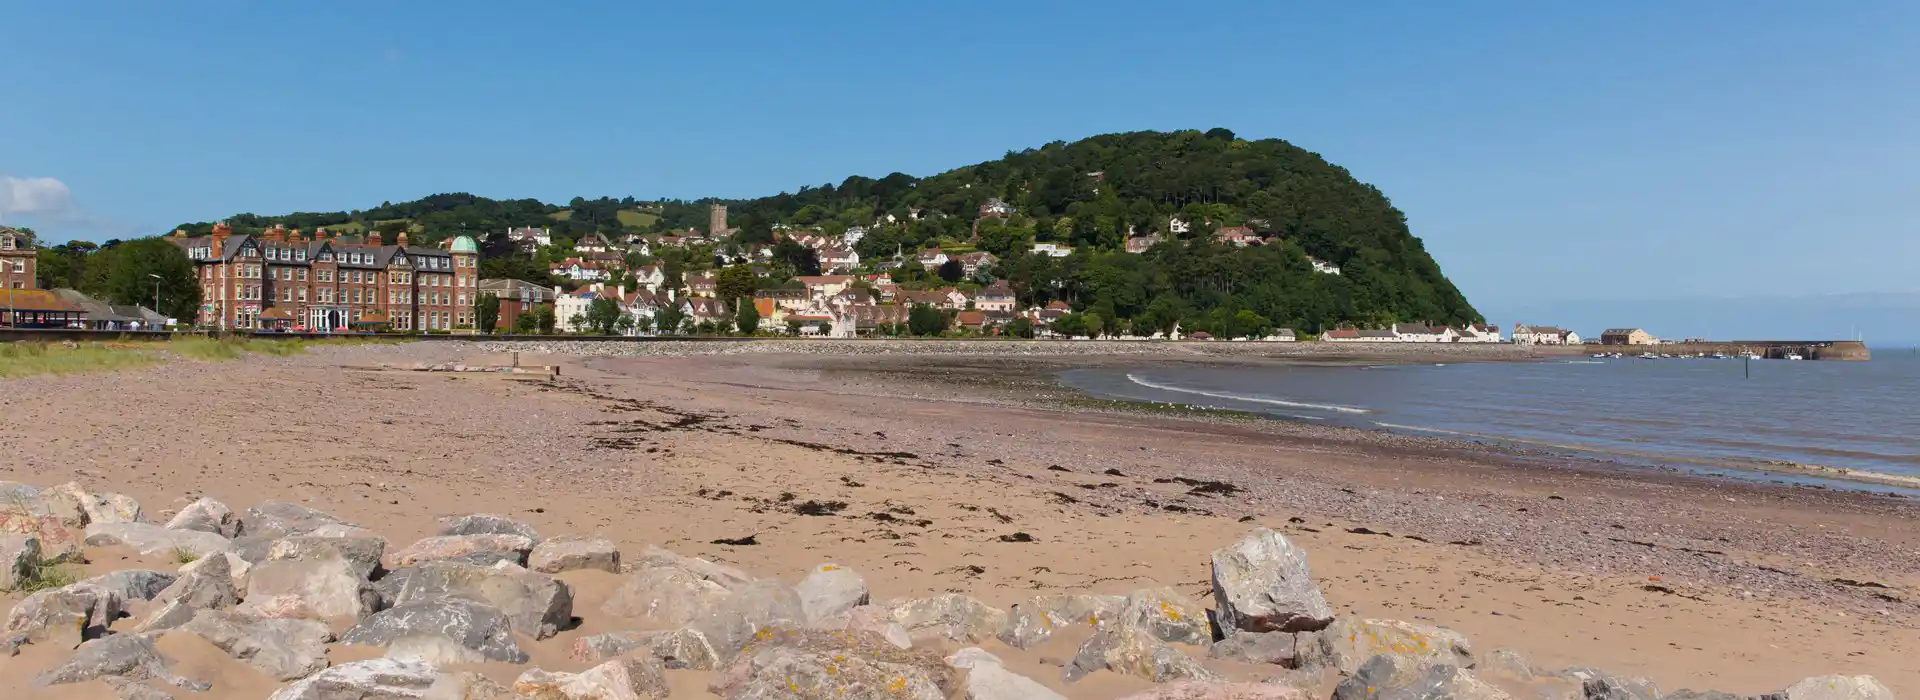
[161,129,1478,332]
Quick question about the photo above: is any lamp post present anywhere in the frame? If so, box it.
[148,273,162,331]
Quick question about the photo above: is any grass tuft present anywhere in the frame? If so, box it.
[8,560,77,593]
[0,341,166,378]
[168,547,200,564]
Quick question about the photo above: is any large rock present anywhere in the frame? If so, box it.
[1119,683,1313,700]
[1781,676,1896,700]
[947,647,1067,700]
[390,533,535,567]
[812,604,913,650]
[1332,657,1509,700]
[570,628,722,670]
[999,593,1127,649]
[1209,631,1300,666]
[1120,586,1212,645]
[796,562,869,622]
[238,555,379,620]
[1305,618,1474,675]
[439,513,541,542]
[32,633,209,690]
[1,533,42,590]
[338,598,530,663]
[0,511,83,562]
[1211,528,1334,634]
[1066,624,1220,684]
[384,633,489,664]
[172,609,333,681]
[709,628,957,700]
[634,545,753,589]
[268,536,387,580]
[888,593,1008,644]
[83,569,178,601]
[165,497,239,537]
[688,577,807,661]
[514,657,671,700]
[182,550,254,593]
[387,560,574,639]
[530,535,621,574]
[6,582,124,645]
[267,658,435,700]
[84,522,232,559]
[48,482,145,526]
[601,563,732,624]
[1556,668,1660,700]
[134,554,241,632]
[241,501,346,539]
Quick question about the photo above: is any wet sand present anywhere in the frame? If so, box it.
[0,341,1914,698]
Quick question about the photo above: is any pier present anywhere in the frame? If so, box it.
[1598,340,1870,361]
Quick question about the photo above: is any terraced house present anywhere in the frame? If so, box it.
[168,223,480,331]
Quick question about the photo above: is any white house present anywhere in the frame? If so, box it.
[553,287,596,333]
[974,281,1016,312]
[1458,323,1503,343]
[917,249,949,268]
[507,227,552,251]
[819,246,860,272]
[1168,217,1191,235]
[1032,242,1073,258]
[1392,323,1453,343]
[550,258,612,282]
[575,233,615,253]
[1309,257,1342,275]
[1512,324,1579,345]
[632,264,665,291]
[980,198,1015,217]
[842,226,869,247]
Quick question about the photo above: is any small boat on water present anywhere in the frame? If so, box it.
[1785,353,1804,361]
[1737,351,1761,360]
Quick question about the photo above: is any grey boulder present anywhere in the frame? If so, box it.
[1781,676,1896,700]
[709,628,956,700]
[1119,683,1314,699]
[6,582,124,645]
[796,562,870,622]
[1066,624,1220,684]
[164,497,239,538]
[134,554,241,632]
[266,658,438,700]
[83,522,231,559]
[888,593,1008,644]
[386,560,574,639]
[83,569,179,601]
[33,633,209,691]
[267,535,387,580]
[1209,631,1300,666]
[513,657,671,699]
[601,563,733,625]
[1,533,42,590]
[237,555,379,620]
[338,598,530,663]
[530,534,621,574]
[390,533,535,567]
[947,647,1067,700]
[688,577,808,662]
[241,501,346,539]
[172,608,333,681]
[1120,586,1212,645]
[1332,657,1510,700]
[1305,618,1474,675]
[438,513,541,542]
[999,593,1126,649]
[1211,528,1334,634]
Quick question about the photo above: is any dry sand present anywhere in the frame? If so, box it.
[0,340,1914,698]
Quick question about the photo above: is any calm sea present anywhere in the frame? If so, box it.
[1059,350,1920,488]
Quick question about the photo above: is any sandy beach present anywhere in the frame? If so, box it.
[0,339,1914,698]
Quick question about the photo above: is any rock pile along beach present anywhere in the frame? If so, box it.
[0,479,1895,699]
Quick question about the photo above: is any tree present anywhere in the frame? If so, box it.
[772,238,821,276]
[536,305,557,334]
[92,238,200,320]
[817,321,831,337]
[586,297,623,334]
[716,264,756,307]
[1008,316,1035,339]
[513,310,539,333]
[615,314,635,335]
[654,305,686,335]
[786,319,803,336]
[937,259,964,283]
[735,301,760,335]
[568,313,587,333]
[907,303,947,336]
[475,294,502,334]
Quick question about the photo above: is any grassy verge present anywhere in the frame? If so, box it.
[0,341,167,378]
[0,336,407,378]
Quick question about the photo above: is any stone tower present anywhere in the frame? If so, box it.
[709,203,728,236]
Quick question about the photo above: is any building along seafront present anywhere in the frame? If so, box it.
[169,224,480,332]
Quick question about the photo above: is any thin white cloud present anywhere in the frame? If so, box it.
[0,175,76,218]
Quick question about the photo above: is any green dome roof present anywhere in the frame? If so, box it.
[449,235,480,254]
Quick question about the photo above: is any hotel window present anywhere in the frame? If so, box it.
[281,288,291,302]
[296,250,306,261]
[297,269,307,281]
[298,289,306,302]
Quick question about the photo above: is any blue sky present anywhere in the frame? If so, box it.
[2,1,1916,324]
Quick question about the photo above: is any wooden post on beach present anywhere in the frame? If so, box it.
[1744,356,1750,379]
[511,351,520,368]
